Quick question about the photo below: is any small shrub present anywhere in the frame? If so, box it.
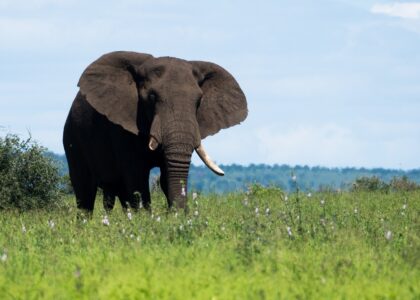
[351,176,420,193]
[247,183,284,198]
[0,134,61,209]
[60,174,74,195]
[389,176,419,192]
[351,176,389,192]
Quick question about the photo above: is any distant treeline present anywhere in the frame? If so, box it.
[48,152,420,193]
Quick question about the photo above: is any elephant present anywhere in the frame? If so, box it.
[63,51,247,213]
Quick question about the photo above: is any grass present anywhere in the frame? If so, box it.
[0,185,419,299]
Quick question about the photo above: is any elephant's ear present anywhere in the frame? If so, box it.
[190,61,248,139]
[78,51,153,135]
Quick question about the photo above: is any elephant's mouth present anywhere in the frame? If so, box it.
[148,135,224,176]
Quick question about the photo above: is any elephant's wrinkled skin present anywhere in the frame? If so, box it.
[63,51,247,213]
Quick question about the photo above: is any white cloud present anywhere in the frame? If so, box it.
[371,2,420,19]
[0,17,109,52]
[0,0,75,9]
[256,124,359,167]
[255,122,420,169]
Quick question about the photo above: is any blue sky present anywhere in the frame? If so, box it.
[1,0,419,169]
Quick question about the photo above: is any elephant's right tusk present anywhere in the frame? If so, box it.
[195,144,224,176]
[149,136,159,151]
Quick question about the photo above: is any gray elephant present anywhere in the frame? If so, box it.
[63,51,247,213]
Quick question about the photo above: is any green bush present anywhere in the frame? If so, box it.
[389,176,419,191]
[351,176,389,192]
[351,175,420,193]
[0,134,61,209]
[247,183,284,198]
[60,174,74,195]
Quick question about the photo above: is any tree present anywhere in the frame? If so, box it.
[0,134,61,209]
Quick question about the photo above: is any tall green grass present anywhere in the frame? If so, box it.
[0,187,419,299]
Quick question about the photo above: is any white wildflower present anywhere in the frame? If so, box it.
[286,226,292,237]
[22,225,26,233]
[320,199,325,206]
[192,192,198,201]
[48,220,55,229]
[179,225,184,231]
[402,204,407,210]
[102,215,110,226]
[129,234,134,239]
[181,187,186,197]
[284,195,288,202]
[175,212,178,218]
[127,212,133,221]
[1,252,7,262]
[243,196,249,206]
[194,210,199,217]
[187,219,192,226]
[307,193,312,198]
[74,268,81,278]
[156,216,161,222]
[265,208,270,215]
[292,175,297,182]
[221,226,225,231]
[385,230,392,240]
[354,208,358,214]
[82,218,87,224]
[255,207,259,214]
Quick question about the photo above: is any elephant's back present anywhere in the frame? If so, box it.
[63,92,107,152]
[63,92,125,183]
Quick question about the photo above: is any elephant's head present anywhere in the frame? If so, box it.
[78,51,247,209]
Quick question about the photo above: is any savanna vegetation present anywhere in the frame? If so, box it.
[0,186,419,299]
[50,153,420,194]
[0,134,419,299]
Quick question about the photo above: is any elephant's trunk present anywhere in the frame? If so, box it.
[164,144,192,210]
[153,113,198,210]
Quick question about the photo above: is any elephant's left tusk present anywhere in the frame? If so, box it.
[195,144,224,176]
[149,136,159,151]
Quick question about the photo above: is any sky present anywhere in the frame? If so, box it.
[0,0,419,169]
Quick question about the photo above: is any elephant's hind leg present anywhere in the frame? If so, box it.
[74,175,97,214]
[67,156,97,215]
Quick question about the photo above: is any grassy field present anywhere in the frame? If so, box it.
[0,186,419,299]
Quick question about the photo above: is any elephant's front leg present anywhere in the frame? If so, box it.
[159,167,169,203]
[120,172,151,211]
[139,178,151,211]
